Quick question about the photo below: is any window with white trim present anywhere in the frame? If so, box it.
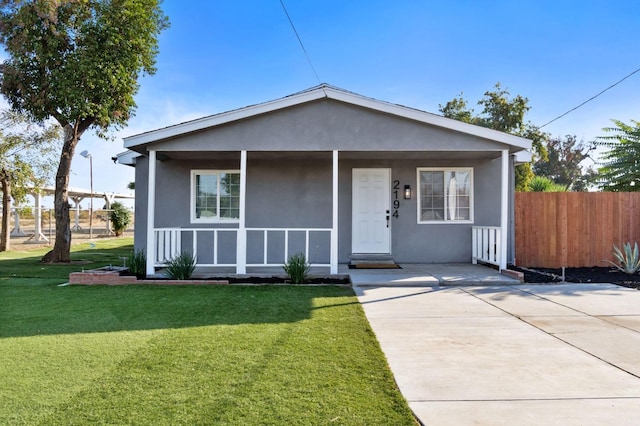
[418,168,473,223]
[191,170,240,222]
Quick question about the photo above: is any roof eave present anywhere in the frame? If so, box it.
[115,150,141,166]
[123,85,532,151]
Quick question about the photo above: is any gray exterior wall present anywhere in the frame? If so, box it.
[133,156,148,253]
[135,154,505,264]
[149,99,510,153]
[338,158,501,263]
[131,97,521,265]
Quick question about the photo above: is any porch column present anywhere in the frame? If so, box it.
[146,150,156,276]
[499,149,508,270]
[236,150,247,274]
[330,150,339,274]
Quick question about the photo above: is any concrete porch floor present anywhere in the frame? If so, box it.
[341,263,520,286]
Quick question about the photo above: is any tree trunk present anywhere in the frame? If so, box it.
[41,125,78,263]
[0,175,10,252]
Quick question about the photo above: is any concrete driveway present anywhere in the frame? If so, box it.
[356,284,640,425]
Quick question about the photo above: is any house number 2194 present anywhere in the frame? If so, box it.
[392,180,400,218]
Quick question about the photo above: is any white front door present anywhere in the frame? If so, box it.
[352,168,391,254]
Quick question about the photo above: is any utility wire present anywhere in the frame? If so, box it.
[539,66,640,129]
[279,0,322,86]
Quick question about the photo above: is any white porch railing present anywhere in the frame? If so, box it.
[246,228,332,267]
[153,227,332,269]
[153,228,238,267]
[472,226,502,269]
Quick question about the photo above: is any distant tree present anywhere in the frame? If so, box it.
[439,83,548,191]
[109,201,131,236]
[0,0,169,262]
[127,181,135,190]
[438,95,474,123]
[533,135,595,191]
[572,168,599,192]
[595,120,640,191]
[0,110,60,251]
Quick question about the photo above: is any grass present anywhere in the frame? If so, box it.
[0,238,416,425]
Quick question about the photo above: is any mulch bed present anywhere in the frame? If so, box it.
[220,276,351,285]
[121,271,351,285]
[509,265,640,290]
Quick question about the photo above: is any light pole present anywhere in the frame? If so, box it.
[80,150,93,240]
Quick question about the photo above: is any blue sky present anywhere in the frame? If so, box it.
[65,0,640,204]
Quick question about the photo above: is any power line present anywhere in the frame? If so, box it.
[539,67,640,129]
[279,0,322,85]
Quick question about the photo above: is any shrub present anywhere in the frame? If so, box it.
[283,253,311,284]
[165,252,196,280]
[608,242,640,274]
[127,250,147,278]
[109,202,131,236]
[528,176,567,192]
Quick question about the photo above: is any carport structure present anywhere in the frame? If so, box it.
[11,186,134,243]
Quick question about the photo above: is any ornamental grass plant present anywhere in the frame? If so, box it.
[165,251,196,280]
[126,249,147,278]
[283,252,311,284]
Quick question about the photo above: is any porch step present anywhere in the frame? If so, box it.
[349,254,395,265]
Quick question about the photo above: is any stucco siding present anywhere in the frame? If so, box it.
[153,159,239,228]
[245,158,332,228]
[150,100,509,153]
[337,157,501,263]
[133,156,148,253]
[136,153,504,264]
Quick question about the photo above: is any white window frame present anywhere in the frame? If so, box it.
[190,169,241,223]
[417,167,474,224]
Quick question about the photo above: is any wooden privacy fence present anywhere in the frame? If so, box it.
[515,192,640,268]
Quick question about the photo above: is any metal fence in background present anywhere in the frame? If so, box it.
[4,206,135,244]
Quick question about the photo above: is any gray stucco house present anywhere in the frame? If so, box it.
[117,84,531,276]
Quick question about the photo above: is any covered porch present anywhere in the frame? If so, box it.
[144,149,513,276]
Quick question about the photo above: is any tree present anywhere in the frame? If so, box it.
[0,110,60,251]
[595,120,640,191]
[533,135,595,191]
[439,83,548,191]
[0,0,168,262]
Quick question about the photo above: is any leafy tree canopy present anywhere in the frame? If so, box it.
[0,0,169,262]
[439,83,548,191]
[0,110,60,199]
[595,119,640,191]
[0,0,169,134]
[0,110,60,251]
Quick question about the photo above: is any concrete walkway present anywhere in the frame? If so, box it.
[356,283,640,425]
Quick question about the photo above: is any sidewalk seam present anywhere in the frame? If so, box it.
[460,287,640,381]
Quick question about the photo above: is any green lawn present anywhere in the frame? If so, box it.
[0,239,416,425]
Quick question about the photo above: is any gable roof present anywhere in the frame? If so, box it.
[123,84,531,150]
